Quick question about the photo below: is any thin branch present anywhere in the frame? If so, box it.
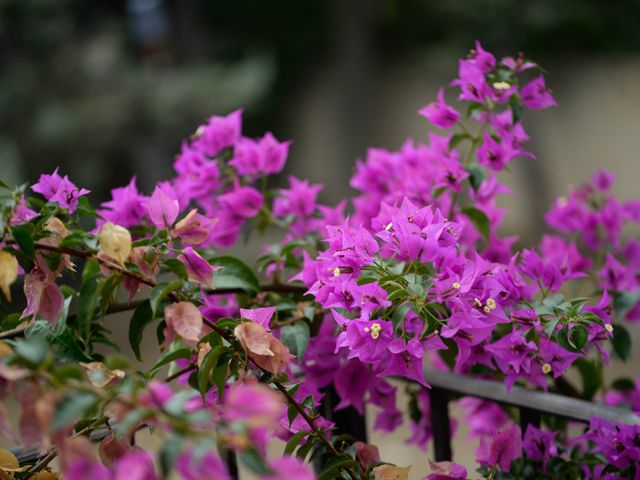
[164,364,196,383]
[33,241,157,289]
[206,283,307,295]
[202,318,356,480]
[30,240,308,296]
[26,416,109,475]
[0,300,147,340]
[0,324,29,340]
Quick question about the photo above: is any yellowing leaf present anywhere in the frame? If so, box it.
[44,217,69,240]
[234,322,293,375]
[0,448,19,473]
[81,362,125,388]
[165,302,203,343]
[0,342,12,358]
[373,464,412,480]
[98,222,132,265]
[31,471,60,479]
[0,252,18,301]
[197,342,212,367]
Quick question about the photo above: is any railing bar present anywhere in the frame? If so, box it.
[425,369,640,425]
[322,384,368,442]
[519,406,542,435]
[429,386,452,462]
[225,449,239,480]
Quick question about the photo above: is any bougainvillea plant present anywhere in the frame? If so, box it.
[0,41,638,480]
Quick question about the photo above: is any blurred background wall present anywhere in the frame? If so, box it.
[2,1,640,477]
[3,0,640,232]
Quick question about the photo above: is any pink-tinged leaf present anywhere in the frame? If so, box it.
[18,386,43,447]
[239,307,276,330]
[39,281,65,325]
[178,247,219,289]
[146,185,180,229]
[23,274,65,325]
[172,209,218,246]
[354,441,381,471]
[373,464,412,480]
[165,302,203,343]
[98,431,131,466]
[0,401,18,444]
[233,322,293,375]
[234,322,274,356]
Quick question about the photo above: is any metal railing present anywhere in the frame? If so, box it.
[424,369,640,461]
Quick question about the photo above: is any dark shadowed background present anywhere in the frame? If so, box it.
[3,0,640,242]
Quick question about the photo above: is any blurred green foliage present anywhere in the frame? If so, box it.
[1,0,639,198]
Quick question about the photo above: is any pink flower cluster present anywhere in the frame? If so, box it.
[94,109,290,248]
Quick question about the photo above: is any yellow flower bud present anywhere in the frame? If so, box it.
[98,222,132,265]
[0,251,18,301]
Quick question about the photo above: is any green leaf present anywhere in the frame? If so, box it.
[296,438,315,460]
[13,336,49,366]
[159,436,183,476]
[209,256,260,296]
[284,431,308,455]
[197,346,225,397]
[280,322,310,362]
[449,132,471,150]
[239,448,271,475]
[149,280,183,316]
[59,230,90,250]
[52,364,84,381]
[151,347,193,373]
[82,260,100,282]
[164,391,198,416]
[51,392,97,431]
[569,325,588,351]
[466,162,487,193]
[437,338,458,370]
[543,316,562,338]
[573,358,602,401]
[199,330,222,348]
[128,300,154,361]
[461,206,490,242]
[215,317,239,329]
[212,362,228,400]
[76,269,101,339]
[25,320,92,363]
[611,324,632,361]
[116,409,147,436]
[12,225,35,259]
[287,402,299,427]
[611,377,636,391]
[317,455,357,480]
[76,196,98,219]
[613,290,640,320]
[104,354,132,371]
[164,258,188,281]
[556,328,576,353]
[1,313,23,331]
